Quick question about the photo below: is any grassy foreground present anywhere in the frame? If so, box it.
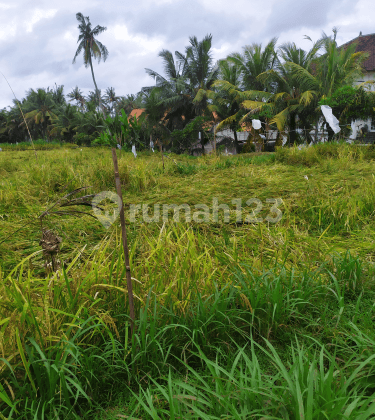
[1,144,375,418]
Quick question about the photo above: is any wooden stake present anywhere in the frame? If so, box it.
[214,126,217,155]
[157,139,165,171]
[111,148,135,337]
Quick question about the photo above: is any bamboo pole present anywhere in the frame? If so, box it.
[111,148,135,337]
[1,71,37,161]
[214,126,217,155]
[157,139,165,171]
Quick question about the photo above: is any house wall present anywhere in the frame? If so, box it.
[353,70,375,134]
[215,128,249,141]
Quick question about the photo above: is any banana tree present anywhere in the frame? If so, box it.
[93,109,130,147]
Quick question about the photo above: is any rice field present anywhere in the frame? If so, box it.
[1,143,375,419]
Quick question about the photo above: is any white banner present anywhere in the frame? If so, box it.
[321,105,341,134]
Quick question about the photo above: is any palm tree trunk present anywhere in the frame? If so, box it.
[289,114,297,146]
[89,58,106,117]
[233,129,240,154]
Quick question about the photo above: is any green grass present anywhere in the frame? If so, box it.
[0,139,77,151]
[1,143,375,418]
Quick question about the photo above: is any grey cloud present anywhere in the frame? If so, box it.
[0,0,369,109]
[124,0,249,46]
[263,0,354,38]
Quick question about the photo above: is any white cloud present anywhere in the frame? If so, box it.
[26,8,58,33]
[212,42,233,61]
[0,20,17,40]
[0,0,371,110]
[109,24,165,57]
[0,3,15,10]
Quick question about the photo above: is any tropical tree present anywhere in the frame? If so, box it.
[104,87,119,116]
[0,106,17,143]
[87,89,107,113]
[247,37,325,144]
[143,88,169,149]
[22,88,59,140]
[67,86,86,109]
[0,108,10,142]
[196,59,246,153]
[228,38,278,91]
[181,34,219,115]
[49,104,79,141]
[282,28,369,141]
[73,101,104,145]
[238,29,369,144]
[49,84,66,107]
[144,48,195,132]
[171,115,212,153]
[72,12,108,115]
[319,84,375,138]
[144,35,219,138]
[115,93,144,116]
[190,39,279,153]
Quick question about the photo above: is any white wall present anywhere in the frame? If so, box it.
[352,70,375,133]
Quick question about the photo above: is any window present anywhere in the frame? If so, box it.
[371,118,375,131]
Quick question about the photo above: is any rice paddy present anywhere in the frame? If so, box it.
[1,143,375,419]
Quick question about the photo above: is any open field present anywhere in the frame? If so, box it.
[1,144,375,418]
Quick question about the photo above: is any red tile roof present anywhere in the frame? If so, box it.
[129,108,146,119]
[341,33,375,71]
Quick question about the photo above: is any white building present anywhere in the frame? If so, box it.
[341,32,375,142]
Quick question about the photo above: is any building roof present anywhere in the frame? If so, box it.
[340,33,375,71]
[129,108,146,119]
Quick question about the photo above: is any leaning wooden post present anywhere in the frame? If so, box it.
[111,148,135,337]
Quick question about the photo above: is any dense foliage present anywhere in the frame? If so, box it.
[1,23,375,152]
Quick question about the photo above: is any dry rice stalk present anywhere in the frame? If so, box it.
[39,228,62,273]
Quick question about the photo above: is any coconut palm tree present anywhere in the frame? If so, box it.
[181,34,219,114]
[246,37,325,144]
[144,35,219,133]
[0,104,25,143]
[238,30,369,144]
[87,89,107,113]
[144,48,195,131]
[73,102,104,144]
[228,38,278,91]
[49,104,78,141]
[72,13,108,115]
[169,34,220,124]
[195,59,246,153]
[273,29,369,141]
[67,86,86,109]
[191,39,278,152]
[22,88,58,140]
[104,87,119,116]
[49,84,66,107]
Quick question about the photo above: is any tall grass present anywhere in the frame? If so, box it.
[0,140,78,151]
[1,144,375,417]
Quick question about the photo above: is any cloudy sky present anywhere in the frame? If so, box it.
[0,0,373,109]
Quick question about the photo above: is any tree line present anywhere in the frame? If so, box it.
[1,13,375,153]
